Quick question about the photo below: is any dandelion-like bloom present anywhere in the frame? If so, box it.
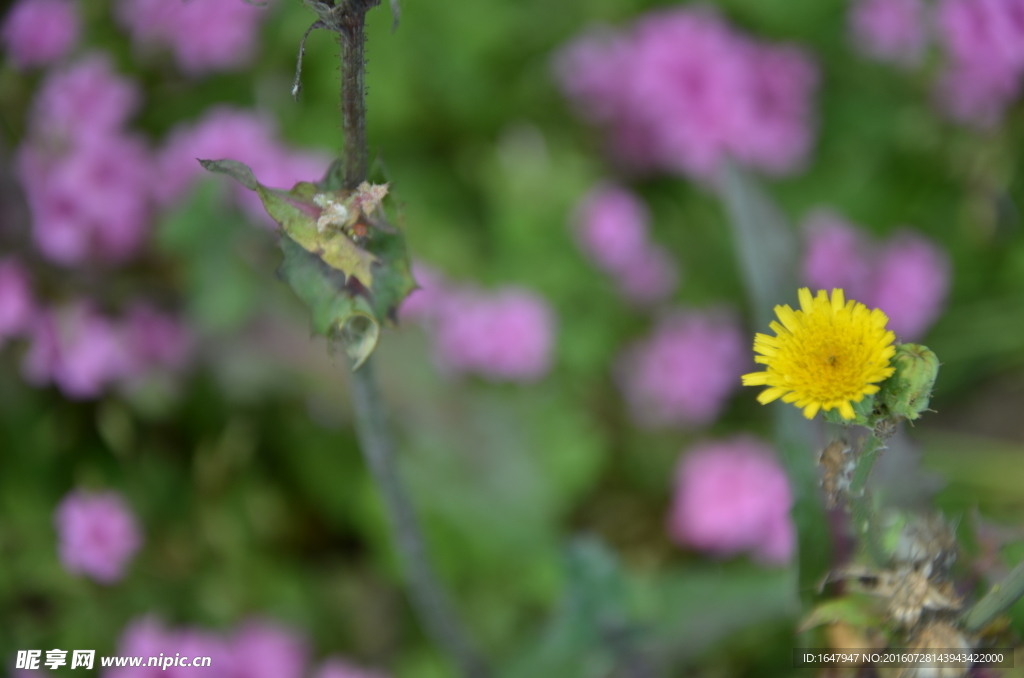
[742,288,896,420]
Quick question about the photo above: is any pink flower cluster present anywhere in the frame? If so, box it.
[936,0,1024,125]
[553,6,818,181]
[801,210,951,340]
[54,490,142,583]
[399,264,556,382]
[2,261,192,399]
[615,310,745,429]
[23,300,193,400]
[117,0,271,75]
[105,616,387,678]
[156,107,330,227]
[1,0,79,69]
[0,259,36,348]
[850,0,928,66]
[848,0,1024,125]
[572,184,679,304]
[16,55,153,265]
[668,436,795,565]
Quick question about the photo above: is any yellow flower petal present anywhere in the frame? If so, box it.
[742,288,896,421]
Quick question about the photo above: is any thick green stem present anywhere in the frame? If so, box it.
[348,361,490,678]
[333,3,489,676]
[963,557,1024,633]
[848,433,888,565]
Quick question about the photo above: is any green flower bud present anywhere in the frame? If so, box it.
[880,344,939,421]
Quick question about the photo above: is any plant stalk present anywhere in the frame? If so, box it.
[348,362,490,678]
[338,2,371,190]
[848,433,888,565]
[334,4,489,677]
[963,557,1024,633]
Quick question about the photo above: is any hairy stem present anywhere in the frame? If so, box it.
[848,433,888,565]
[963,557,1024,633]
[339,4,371,189]
[334,4,489,676]
[348,362,490,678]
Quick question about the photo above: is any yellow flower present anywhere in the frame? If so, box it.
[742,288,896,420]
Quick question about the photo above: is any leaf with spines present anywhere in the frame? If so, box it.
[199,158,415,368]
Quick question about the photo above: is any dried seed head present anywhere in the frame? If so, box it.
[891,512,958,574]
[819,439,855,509]
[830,561,961,629]
[896,621,972,678]
[314,193,351,234]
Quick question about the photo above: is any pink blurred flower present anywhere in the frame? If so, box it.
[19,135,153,265]
[570,183,679,304]
[117,0,270,75]
[398,261,447,324]
[869,230,951,340]
[616,310,745,428]
[433,287,556,382]
[228,618,307,678]
[554,7,818,180]
[850,0,928,66]
[123,303,193,373]
[156,107,276,206]
[614,244,679,305]
[936,62,1021,126]
[936,0,1024,124]
[799,212,951,340]
[552,28,633,127]
[1,0,79,69]
[105,616,173,678]
[20,142,151,264]
[668,436,795,564]
[170,630,229,678]
[313,658,389,678]
[731,43,819,175]
[155,107,329,226]
[105,616,230,678]
[572,184,651,274]
[30,54,140,142]
[23,303,133,399]
[54,489,142,583]
[0,258,36,344]
[800,209,873,303]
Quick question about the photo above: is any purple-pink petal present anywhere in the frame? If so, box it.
[669,436,795,565]
[1,0,79,69]
[616,310,745,428]
[54,489,142,583]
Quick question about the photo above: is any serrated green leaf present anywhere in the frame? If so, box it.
[200,158,415,363]
[199,158,257,190]
[362,217,416,324]
[277,235,380,369]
